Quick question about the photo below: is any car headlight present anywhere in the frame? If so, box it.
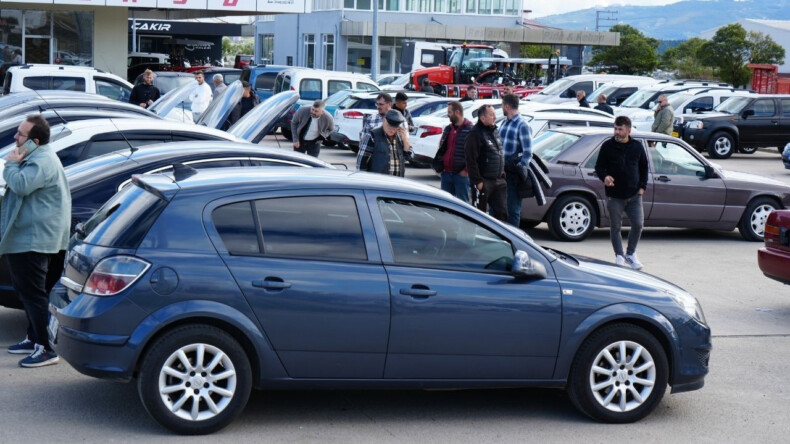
[686,120,704,130]
[667,290,707,324]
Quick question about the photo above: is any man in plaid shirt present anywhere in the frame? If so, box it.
[498,93,532,227]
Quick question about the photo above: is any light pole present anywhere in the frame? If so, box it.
[371,0,379,80]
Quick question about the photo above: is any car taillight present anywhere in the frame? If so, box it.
[343,111,365,119]
[419,125,443,138]
[84,256,151,297]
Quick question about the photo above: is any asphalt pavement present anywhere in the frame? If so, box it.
[0,139,789,442]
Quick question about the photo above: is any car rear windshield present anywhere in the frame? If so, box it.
[78,182,168,249]
[532,131,581,162]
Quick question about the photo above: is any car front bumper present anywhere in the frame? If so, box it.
[670,318,712,394]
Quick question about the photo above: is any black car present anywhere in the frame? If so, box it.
[0,142,330,310]
[678,94,790,159]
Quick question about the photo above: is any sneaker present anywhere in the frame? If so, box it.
[8,338,35,355]
[19,344,59,368]
[615,255,626,266]
[626,253,644,270]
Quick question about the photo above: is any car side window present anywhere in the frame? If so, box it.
[254,72,276,91]
[647,140,705,176]
[256,196,367,261]
[95,78,130,102]
[583,147,600,169]
[781,99,790,117]
[213,201,260,255]
[86,138,167,160]
[355,82,378,92]
[22,76,49,90]
[300,78,322,100]
[378,198,514,272]
[685,96,713,113]
[51,76,86,92]
[751,99,776,117]
[328,80,352,94]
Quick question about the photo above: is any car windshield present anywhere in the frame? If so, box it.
[619,89,657,108]
[531,131,581,162]
[537,78,574,96]
[714,96,751,114]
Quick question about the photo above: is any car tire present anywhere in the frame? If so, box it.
[350,145,360,154]
[137,325,252,435]
[738,197,778,242]
[280,127,293,141]
[567,323,668,423]
[520,219,541,229]
[706,131,734,159]
[548,194,596,242]
[739,146,757,154]
[322,139,337,147]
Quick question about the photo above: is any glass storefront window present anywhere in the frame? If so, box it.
[54,12,93,66]
[0,10,92,68]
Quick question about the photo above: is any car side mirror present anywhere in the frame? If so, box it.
[742,109,754,119]
[703,164,719,179]
[648,101,656,109]
[512,250,547,280]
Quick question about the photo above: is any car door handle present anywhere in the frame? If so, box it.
[587,172,597,177]
[655,175,671,182]
[252,278,292,290]
[399,285,437,298]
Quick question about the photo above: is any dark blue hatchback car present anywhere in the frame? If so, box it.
[50,168,711,434]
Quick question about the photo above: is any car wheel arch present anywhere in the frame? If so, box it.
[553,304,678,386]
[128,301,278,388]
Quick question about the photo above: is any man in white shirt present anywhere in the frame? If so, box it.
[189,71,212,123]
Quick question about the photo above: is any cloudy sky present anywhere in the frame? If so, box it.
[528,0,684,18]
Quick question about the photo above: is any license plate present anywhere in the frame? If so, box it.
[47,315,59,345]
[671,131,679,137]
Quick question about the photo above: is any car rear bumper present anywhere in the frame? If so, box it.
[330,131,357,149]
[758,247,790,285]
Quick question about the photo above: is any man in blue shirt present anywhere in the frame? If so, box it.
[498,93,532,227]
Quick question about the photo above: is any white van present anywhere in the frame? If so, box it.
[587,78,659,107]
[526,74,655,105]
[273,68,380,101]
[3,64,133,101]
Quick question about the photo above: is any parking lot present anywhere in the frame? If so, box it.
[1,138,789,441]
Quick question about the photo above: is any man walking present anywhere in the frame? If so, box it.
[465,104,507,222]
[595,94,614,115]
[129,69,160,109]
[291,100,335,158]
[356,110,411,177]
[651,94,674,135]
[189,71,212,123]
[499,93,532,227]
[432,101,473,202]
[594,116,648,270]
[212,74,227,99]
[3,115,71,367]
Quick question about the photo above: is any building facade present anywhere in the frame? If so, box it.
[255,1,618,75]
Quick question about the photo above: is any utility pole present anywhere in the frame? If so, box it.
[595,9,618,32]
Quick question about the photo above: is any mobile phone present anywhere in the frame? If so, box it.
[23,139,37,151]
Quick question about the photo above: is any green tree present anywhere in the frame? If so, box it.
[699,23,751,86]
[520,44,553,58]
[588,24,659,75]
[748,31,785,65]
[660,37,715,79]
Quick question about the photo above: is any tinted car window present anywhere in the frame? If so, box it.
[255,72,277,91]
[300,78,322,100]
[81,183,167,249]
[783,99,790,117]
[328,80,352,95]
[87,138,166,159]
[256,196,366,261]
[685,96,713,113]
[52,76,86,91]
[378,198,513,271]
[213,201,259,255]
[22,76,49,90]
[752,99,776,117]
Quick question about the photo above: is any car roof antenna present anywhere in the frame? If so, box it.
[33,90,69,140]
[107,118,138,155]
[172,162,198,181]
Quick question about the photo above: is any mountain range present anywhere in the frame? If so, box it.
[536,0,790,41]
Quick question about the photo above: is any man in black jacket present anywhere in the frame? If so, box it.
[594,116,648,270]
[129,69,160,109]
[464,104,507,222]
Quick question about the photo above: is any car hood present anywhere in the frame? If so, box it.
[148,80,195,120]
[685,112,731,121]
[227,91,299,143]
[719,169,790,188]
[196,80,244,129]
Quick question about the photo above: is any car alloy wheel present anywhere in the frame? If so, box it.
[739,197,777,241]
[549,194,596,241]
[568,324,668,423]
[706,131,734,159]
[138,325,252,435]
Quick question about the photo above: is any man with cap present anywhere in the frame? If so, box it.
[356,109,412,177]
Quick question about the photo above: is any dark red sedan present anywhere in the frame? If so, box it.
[758,210,790,284]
